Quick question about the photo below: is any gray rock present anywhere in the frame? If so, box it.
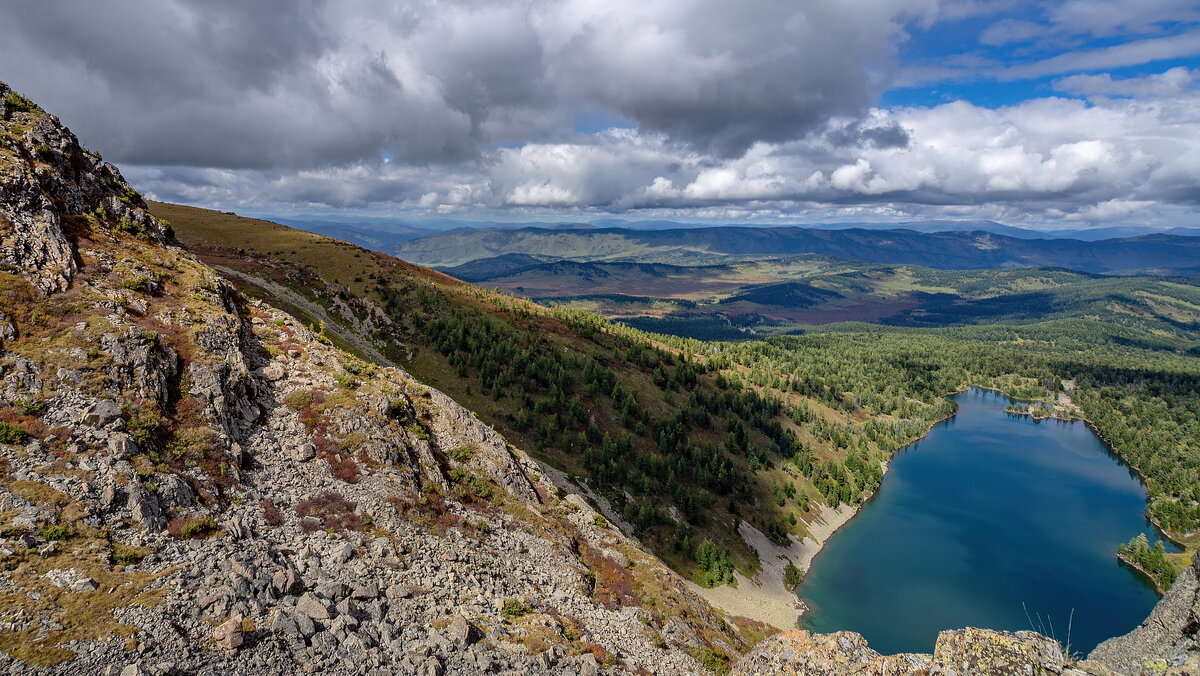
[296,592,332,621]
[107,433,137,459]
[83,399,123,427]
[272,568,305,596]
[1089,552,1200,675]
[44,568,97,591]
[444,615,479,648]
[213,617,244,651]
[291,441,316,462]
[351,582,379,600]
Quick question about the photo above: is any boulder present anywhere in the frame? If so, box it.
[213,617,244,651]
[296,592,332,621]
[83,400,122,427]
[932,628,1064,675]
[444,615,480,648]
[44,568,97,592]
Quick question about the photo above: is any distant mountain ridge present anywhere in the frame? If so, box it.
[394,225,1200,276]
[264,214,1200,243]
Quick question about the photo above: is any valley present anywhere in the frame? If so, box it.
[4,0,1200,669]
[155,202,1200,624]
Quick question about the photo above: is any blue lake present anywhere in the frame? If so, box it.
[797,387,1175,656]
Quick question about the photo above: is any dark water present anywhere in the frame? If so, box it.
[797,388,1176,656]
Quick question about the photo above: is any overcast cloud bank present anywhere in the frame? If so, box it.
[2,0,1197,228]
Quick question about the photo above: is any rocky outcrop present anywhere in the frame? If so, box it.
[1,82,166,294]
[731,628,1075,676]
[729,551,1200,676]
[0,85,750,675]
[1086,552,1200,675]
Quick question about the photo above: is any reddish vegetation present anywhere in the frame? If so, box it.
[327,454,360,484]
[260,498,283,526]
[0,406,48,441]
[386,491,462,534]
[582,546,639,609]
[294,491,365,533]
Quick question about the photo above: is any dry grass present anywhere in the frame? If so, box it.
[0,532,167,666]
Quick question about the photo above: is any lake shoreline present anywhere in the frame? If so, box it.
[963,386,1190,555]
[692,385,1187,631]
[796,386,1170,655]
[690,394,964,631]
[685,503,860,631]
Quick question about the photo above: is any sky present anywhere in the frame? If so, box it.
[1,0,1198,229]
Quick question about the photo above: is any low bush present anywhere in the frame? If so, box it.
[260,499,284,526]
[500,598,530,619]
[0,422,29,444]
[40,524,74,541]
[170,516,218,539]
[294,491,365,533]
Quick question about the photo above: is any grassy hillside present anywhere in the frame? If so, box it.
[155,202,1200,587]
[153,202,935,583]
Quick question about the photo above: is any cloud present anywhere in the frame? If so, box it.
[1054,67,1197,97]
[128,79,1200,228]
[4,1,1199,229]
[979,19,1046,46]
[0,0,933,167]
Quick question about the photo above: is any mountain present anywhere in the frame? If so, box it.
[393,226,1200,276]
[0,83,759,674]
[437,253,559,282]
[4,84,1195,675]
[807,219,1043,238]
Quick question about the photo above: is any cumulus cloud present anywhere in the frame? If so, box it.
[127,78,1200,227]
[0,0,932,167]
[4,1,1199,227]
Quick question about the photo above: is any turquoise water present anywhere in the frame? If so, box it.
[797,388,1175,656]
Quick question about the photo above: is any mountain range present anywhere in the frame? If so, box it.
[382,225,1200,276]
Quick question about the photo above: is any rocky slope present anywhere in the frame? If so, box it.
[0,83,755,674]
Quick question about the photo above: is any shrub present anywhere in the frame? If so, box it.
[125,409,164,445]
[284,390,313,410]
[294,491,365,533]
[449,445,475,462]
[327,455,360,484]
[448,467,493,500]
[783,561,805,589]
[501,598,530,619]
[0,422,28,444]
[121,276,155,293]
[111,543,147,565]
[260,499,283,526]
[41,524,74,541]
[174,516,218,539]
[0,524,26,538]
[691,648,731,675]
[4,91,35,113]
[165,427,216,462]
[16,399,46,416]
[341,360,376,377]
[114,217,150,239]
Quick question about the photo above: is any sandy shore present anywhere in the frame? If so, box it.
[686,502,859,630]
